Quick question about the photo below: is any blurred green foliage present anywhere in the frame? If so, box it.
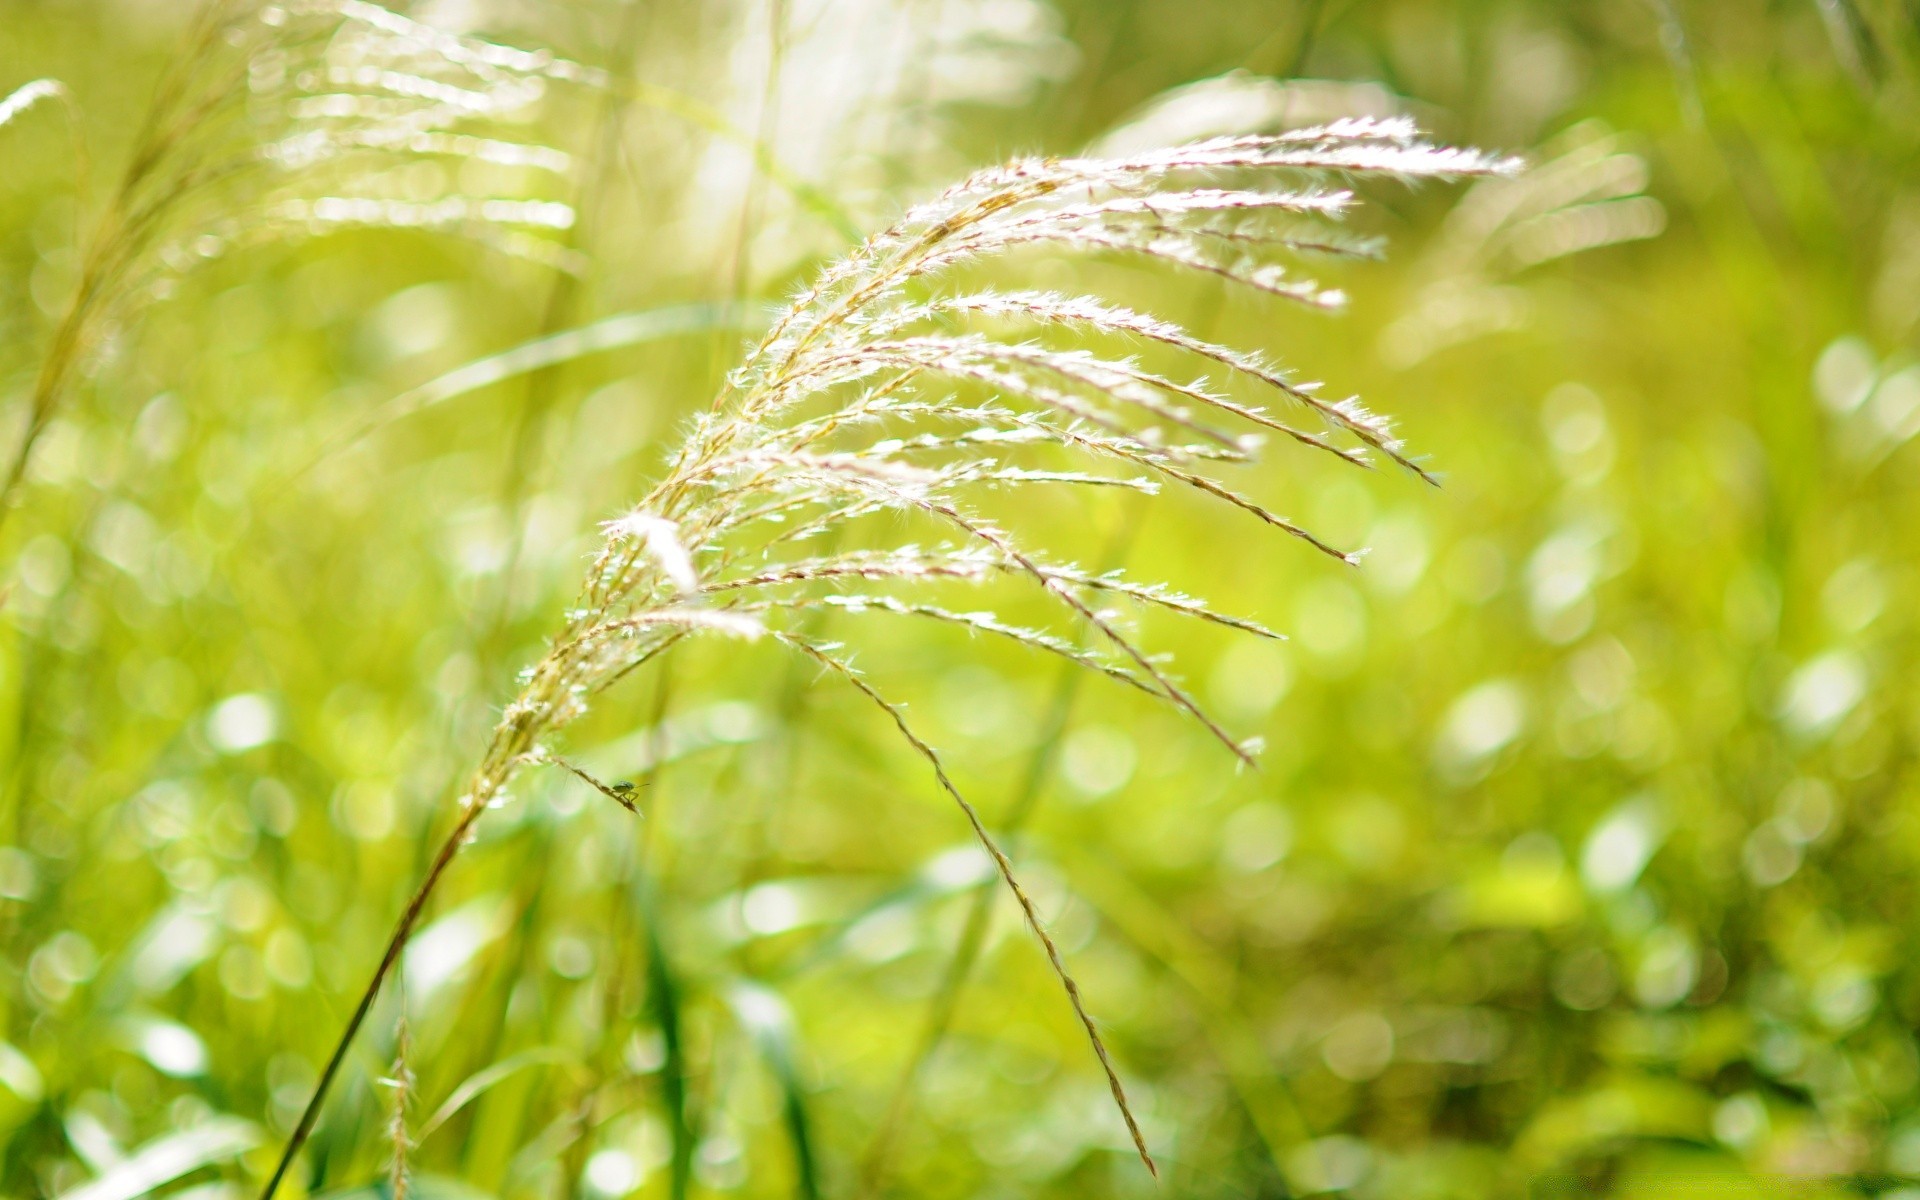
[3,1,1920,1198]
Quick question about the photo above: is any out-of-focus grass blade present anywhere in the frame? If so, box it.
[52,1116,257,1200]
[619,79,864,244]
[404,893,512,1003]
[636,876,695,1200]
[778,845,994,976]
[416,1047,576,1143]
[1050,839,1314,1165]
[307,301,766,471]
[0,1041,43,1102]
[724,981,820,1200]
[314,1172,497,1200]
[455,876,555,1192]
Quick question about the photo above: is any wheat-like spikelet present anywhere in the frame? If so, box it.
[1,0,578,531]
[261,118,1518,1194]
[382,1004,414,1200]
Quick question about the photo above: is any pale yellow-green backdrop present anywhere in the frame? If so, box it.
[2,2,1916,1198]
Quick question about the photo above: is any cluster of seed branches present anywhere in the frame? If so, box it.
[2,0,581,530]
[263,114,1517,1194]
[234,0,595,265]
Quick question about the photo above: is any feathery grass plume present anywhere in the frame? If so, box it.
[260,117,1518,1194]
[1,0,579,533]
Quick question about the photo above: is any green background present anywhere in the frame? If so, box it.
[3,1,1918,1197]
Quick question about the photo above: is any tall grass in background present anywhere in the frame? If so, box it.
[0,1,593,541]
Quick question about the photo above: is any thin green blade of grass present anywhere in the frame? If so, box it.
[725,980,821,1200]
[771,846,996,980]
[52,1117,258,1200]
[307,301,765,473]
[415,1048,575,1145]
[455,841,577,1195]
[635,873,696,1200]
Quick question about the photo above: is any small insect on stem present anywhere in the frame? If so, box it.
[541,755,647,815]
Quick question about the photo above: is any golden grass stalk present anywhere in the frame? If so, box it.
[260,117,1519,1194]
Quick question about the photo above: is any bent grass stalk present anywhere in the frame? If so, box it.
[260,118,1518,1195]
[858,505,1140,1195]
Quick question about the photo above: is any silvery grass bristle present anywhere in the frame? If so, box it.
[1,0,579,534]
[0,79,69,131]
[262,115,1518,1194]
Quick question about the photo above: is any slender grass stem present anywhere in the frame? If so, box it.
[856,503,1142,1195]
[258,801,483,1200]
[635,873,696,1200]
[777,632,1158,1177]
